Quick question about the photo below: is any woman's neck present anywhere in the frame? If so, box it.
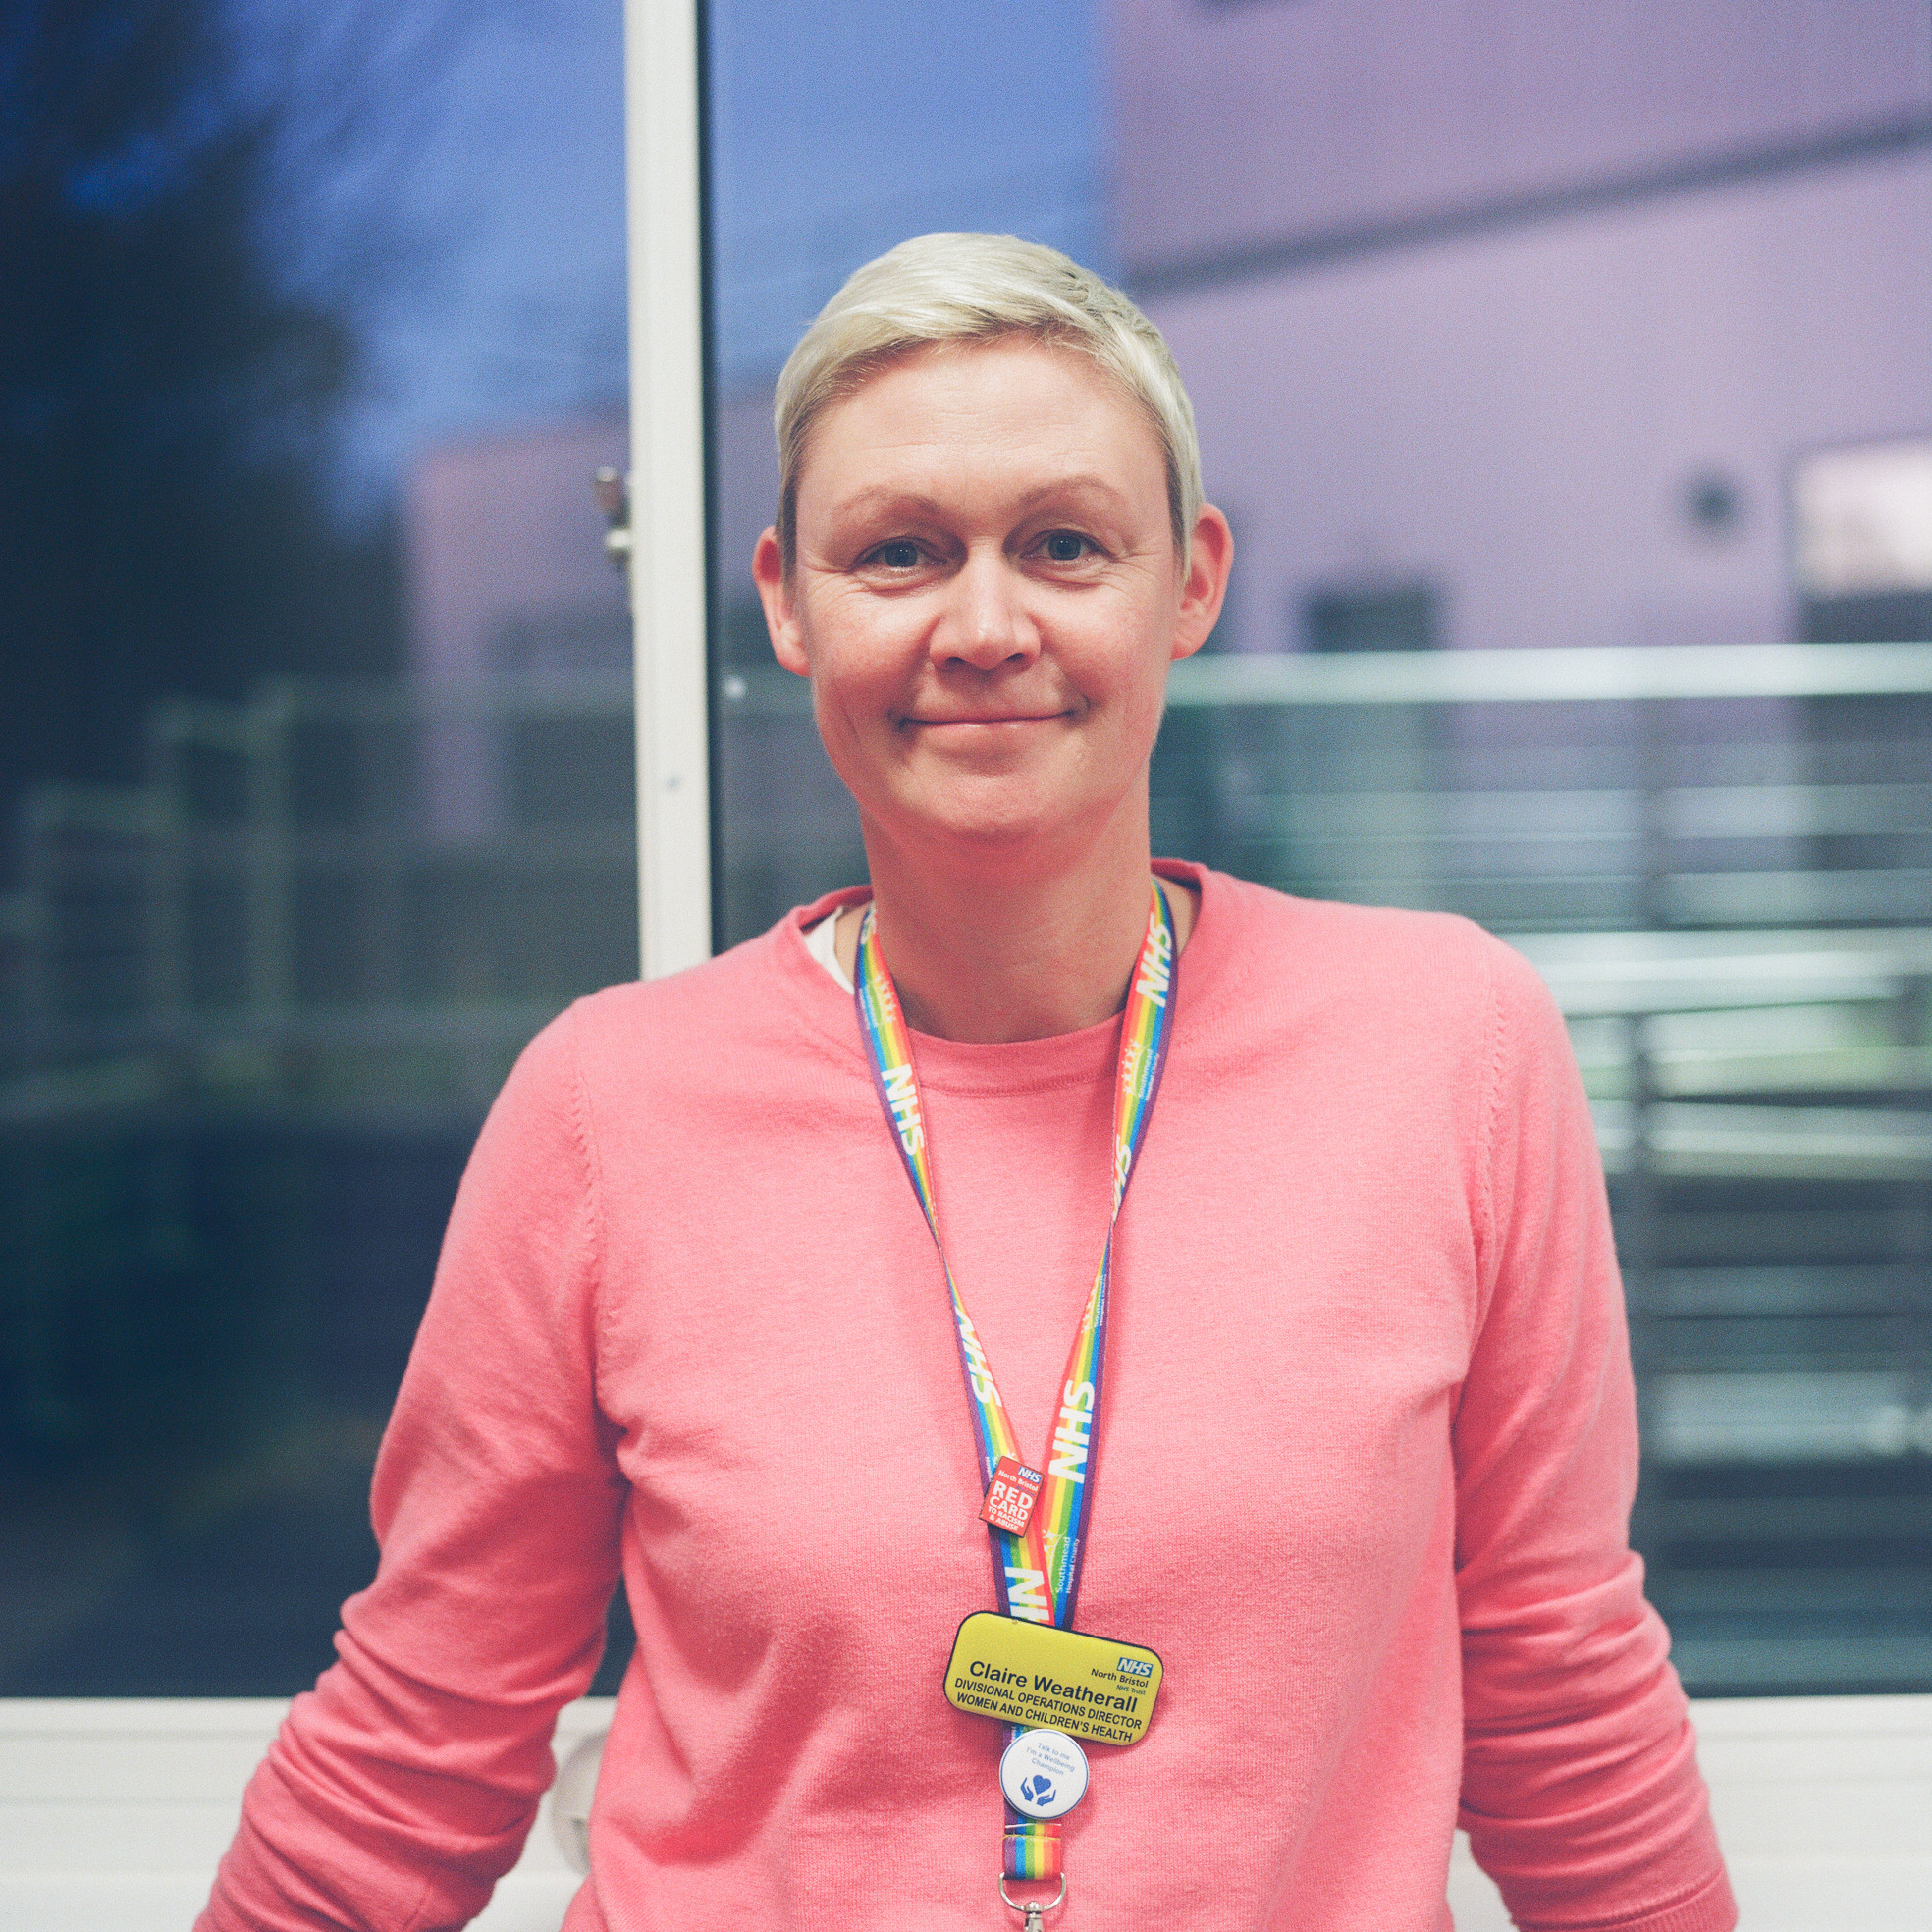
[835,823,1197,1044]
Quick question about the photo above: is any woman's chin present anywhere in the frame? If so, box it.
[841,741,1145,864]
[877,790,1113,864]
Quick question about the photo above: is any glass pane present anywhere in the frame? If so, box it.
[707,0,1109,940]
[1153,667,1932,1693]
[2,0,634,1692]
[705,3,1932,1694]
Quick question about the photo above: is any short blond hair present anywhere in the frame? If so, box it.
[773,233,1203,570]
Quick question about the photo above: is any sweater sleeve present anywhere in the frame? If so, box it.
[1453,942,1736,1932]
[197,1003,626,1932]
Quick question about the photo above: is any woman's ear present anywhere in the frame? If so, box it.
[1170,503,1234,663]
[753,528,811,677]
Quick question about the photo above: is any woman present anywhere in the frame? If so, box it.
[202,235,1736,1932]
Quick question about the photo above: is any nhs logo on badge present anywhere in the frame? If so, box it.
[1117,1655,1154,1678]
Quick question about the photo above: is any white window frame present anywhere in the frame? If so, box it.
[624,0,713,977]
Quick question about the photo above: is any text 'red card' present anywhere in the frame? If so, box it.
[978,1457,1044,1536]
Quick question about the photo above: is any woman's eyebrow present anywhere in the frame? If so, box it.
[1008,473,1136,514]
[821,485,949,523]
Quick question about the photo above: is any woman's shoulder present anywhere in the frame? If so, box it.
[1192,866,1547,1025]
[1185,873,1576,1169]
[509,905,852,1113]
[561,920,787,1034]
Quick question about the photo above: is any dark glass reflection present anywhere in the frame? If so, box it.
[2,0,635,1693]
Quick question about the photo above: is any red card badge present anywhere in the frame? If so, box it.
[978,1456,1044,1536]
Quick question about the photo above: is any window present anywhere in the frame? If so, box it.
[7,0,1928,1706]
[703,2,1932,1698]
[1301,579,1443,653]
[1,0,636,1695]
[1149,649,1932,1690]
[1793,436,1932,644]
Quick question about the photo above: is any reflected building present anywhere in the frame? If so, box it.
[1116,0,1931,659]
[407,418,632,840]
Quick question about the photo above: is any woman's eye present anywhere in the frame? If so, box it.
[1041,531,1092,562]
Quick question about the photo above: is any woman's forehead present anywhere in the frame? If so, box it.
[796,338,1166,510]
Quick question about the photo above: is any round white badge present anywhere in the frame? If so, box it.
[998,1728,1090,1820]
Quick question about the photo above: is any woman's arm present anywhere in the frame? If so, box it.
[1453,943,1736,1932]
[198,1004,626,1931]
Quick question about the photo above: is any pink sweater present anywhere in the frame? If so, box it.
[200,865,1735,1932]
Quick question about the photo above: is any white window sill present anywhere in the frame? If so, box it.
[2,1694,1928,1929]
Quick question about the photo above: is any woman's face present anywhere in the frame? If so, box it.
[754,336,1230,865]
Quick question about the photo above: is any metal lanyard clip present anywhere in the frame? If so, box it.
[1000,1873,1066,1929]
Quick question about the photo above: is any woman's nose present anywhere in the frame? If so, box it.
[930,551,1040,671]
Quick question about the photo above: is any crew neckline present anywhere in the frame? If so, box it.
[774,861,1235,1097]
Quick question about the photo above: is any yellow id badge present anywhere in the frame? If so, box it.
[943,1612,1163,1745]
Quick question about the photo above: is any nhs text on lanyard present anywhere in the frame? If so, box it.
[852,881,1177,1908]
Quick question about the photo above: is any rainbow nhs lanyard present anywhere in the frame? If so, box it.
[852,881,1178,1883]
